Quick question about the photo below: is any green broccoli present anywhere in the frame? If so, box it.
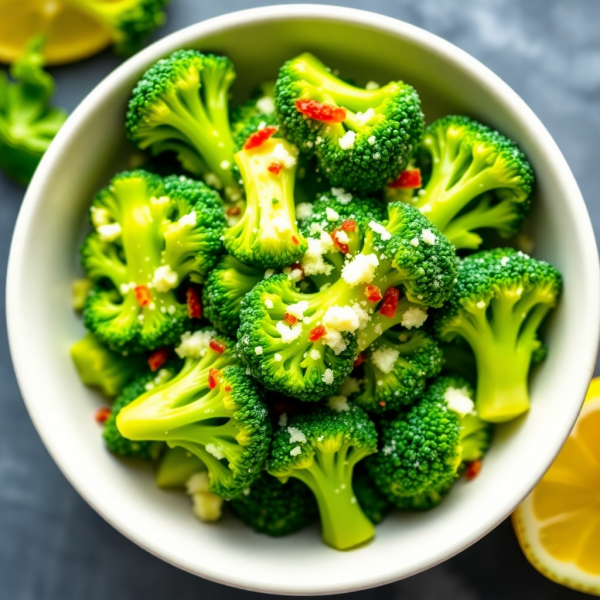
[71,333,145,398]
[103,365,178,459]
[72,279,93,312]
[229,471,318,537]
[352,328,444,414]
[231,81,278,151]
[368,376,492,506]
[126,50,242,204]
[63,0,170,56]
[237,202,456,401]
[202,254,264,338]
[0,36,67,185]
[402,116,534,249]
[439,340,477,385]
[116,332,271,499]
[392,478,455,511]
[275,53,424,193]
[434,248,561,422]
[353,469,391,525]
[155,446,205,489]
[268,403,378,550]
[81,170,224,352]
[223,136,307,268]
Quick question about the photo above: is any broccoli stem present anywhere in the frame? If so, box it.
[357,297,418,351]
[453,289,555,422]
[292,444,375,550]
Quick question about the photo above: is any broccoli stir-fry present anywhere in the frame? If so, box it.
[71,50,561,551]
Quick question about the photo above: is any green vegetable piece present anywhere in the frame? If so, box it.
[0,36,67,185]
[275,53,424,193]
[155,446,205,489]
[268,404,378,550]
[434,248,562,422]
[353,469,391,525]
[229,471,318,537]
[72,278,93,312]
[70,333,144,398]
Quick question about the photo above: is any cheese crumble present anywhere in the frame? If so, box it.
[445,386,475,416]
[338,130,356,150]
[152,265,179,293]
[341,253,379,286]
[401,307,428,329]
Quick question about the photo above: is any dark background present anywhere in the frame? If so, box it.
[1,1,598,598]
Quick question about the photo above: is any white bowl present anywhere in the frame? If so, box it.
[7,4,600,595]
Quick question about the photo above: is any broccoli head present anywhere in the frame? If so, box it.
[155,446,205,489]
[103,365,178,459]
[117,331,271,499]
[229,471,318,537]
[275,53,424,193]
[126,50,242,204]
[223,136,307,269]
[237,202,456,401]
[353,469,391,525]
[268,403,378,550]
[70,333,145,398]
[392,478,455,511]
[81,170,224,352]
[404,116,534,249]
[434,248,561,422]
[63,0,170,56]
[231,81,278,151]
[352,328,444,414]
[0,36,67,185]
[202,254,264,338]
[368,376,492,506]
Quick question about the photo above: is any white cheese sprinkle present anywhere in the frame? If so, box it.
[255,346,263,355]
[331,187,353,204]
[422,228,437,245]
[287,300,309,321]
[323,330,347,355]
[338,130,356,150]
[367,135,376,145]
[371,347,400,374]
[97,222,122,242]
[264,269,276,279]
[290,446,302,456]
[274,353,282,362]
[401,307,428,329]
[271,143,297,168]
[276,321,303,343]
[323,305,361,333]
[295,202,314,220]
[175,330,215,358]
[410,237,420,247]
[256,96,275,115]
[288,426,306,444]
[328,395,350,412]
[309,349,321,360]
[476,300,486,309]
[326,207,340,221]
[355,107,375,126]
[341,253,379,286]
[501,256,510,266]
[91,206,111,228]
[178,211,196,227]
[205,443,225,460]
[445,386,475,417]
[152,265,179,293]
[271,215,292,233]
[265,298,274,309]
[335,230,349,244]
[369,220,392,241]
[322,368,334,385]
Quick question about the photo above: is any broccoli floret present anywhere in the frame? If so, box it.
[71,333,145,398]
[268,404,378,550]
[353,328,443,414]
[231,81,279,151]
[81,170,224,352]
[126,50,242,204]
[63,0,170,55]
[0,36,67,185]
[353,469,391,525]
[223,137,307,268]
[103,365,178,459]
[275,53,424,193]
[368,376,492,506]
[393,478,454,511]
[434,248,561,422]
[229,471,318,537]
[237,202,456,401]
[403,116,534,249]
[72,278,93,312]
[439,340,477,385]
[155,446,205,489]
[117,332,271,499]
[202,254,264,338]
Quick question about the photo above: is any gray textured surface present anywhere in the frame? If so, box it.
[1,1,598,598]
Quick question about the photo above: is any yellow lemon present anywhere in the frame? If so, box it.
[0,0,112,65]
[513,377,600,596]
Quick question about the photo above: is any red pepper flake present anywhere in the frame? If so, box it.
[380,287,400,318]
[148,348,169,372]
[226,206,241,216]
[465,460,483,481]
[309,325,327,341]
[209,340,226,354]
[95,407,111,424]
[365,284,383,303]
[291,235,299,246]
[208,368,220,389]
[353,353,365,368]
[295,99,347,123]
[388,168,422,189]
[224,386,232,392]
[341,220,356,232]
[330,229,349,254]
[134,285,151,307]
[244,125,278,150]
[284,313,298,325]
[268,162,283,175]
[186,287,202,319]
[378,401,386,407]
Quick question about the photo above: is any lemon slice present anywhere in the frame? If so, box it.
[0,0,112,65]
[513,377,600,596]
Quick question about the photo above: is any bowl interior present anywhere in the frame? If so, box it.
[8,6,599,596]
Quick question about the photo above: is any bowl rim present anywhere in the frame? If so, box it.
[7,4,600,595]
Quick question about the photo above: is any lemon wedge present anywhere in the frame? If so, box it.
[513,377,600,596]
[0,0,112,65]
